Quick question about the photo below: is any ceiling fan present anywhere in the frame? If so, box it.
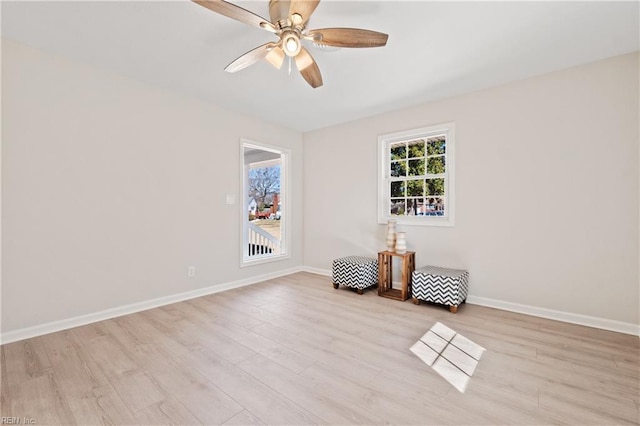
[192,0,389,88]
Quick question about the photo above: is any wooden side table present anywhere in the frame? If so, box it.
[378,250,415,301]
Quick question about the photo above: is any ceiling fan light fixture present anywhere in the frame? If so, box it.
[282,32,301,57]
[265,46,285,69]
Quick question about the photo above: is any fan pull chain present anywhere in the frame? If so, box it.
[288,57,292,76]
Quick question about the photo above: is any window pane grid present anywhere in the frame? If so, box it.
[389,196,446,216]
[389,141,446,178]
[381,126,453,223]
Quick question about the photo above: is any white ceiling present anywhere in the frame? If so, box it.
[2,1,639,132]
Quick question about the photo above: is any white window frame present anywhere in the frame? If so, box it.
[377,123,455,227]
[240,139,291,267]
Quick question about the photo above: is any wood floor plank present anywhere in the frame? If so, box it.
[277,291,420,351]
[237,353,383,425]
[70,322,109,343]
[8,373,75,425]
[251,322,381,384]
[71,334,137,379]
[142,307,256,365]
[108,370,165,413]
[614,352,640,373]
[66,384,137,425]
[166,346,324,425]
[2,337,52,386]
[300,362,461,425]
[134,398,202,425]
[2,271,638,425]
[539,381,640,425]
[39,330,109,399]
[117,315,295,424]
[102,315,154,348]
[222,409,264,425]
[128,343,244,424]
[0,347,12,417]
[190,294,267,329]
[536,349,639,403]
[197,294,314,336]
[182,302,316,374]
[470,350,541,400]
[171,380,243,425]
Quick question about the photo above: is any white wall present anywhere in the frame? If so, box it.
[303,53,639,328]
[2,38,638,337]
[1,39,304,334]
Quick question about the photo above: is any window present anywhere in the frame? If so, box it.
[378,123,455,226]
[241,140,291,265]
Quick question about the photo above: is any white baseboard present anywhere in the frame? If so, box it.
[0,266,304,345]
[300,266,639,337]
[466,295,640,337]
[3,265,637,344]
[301,266,331,277]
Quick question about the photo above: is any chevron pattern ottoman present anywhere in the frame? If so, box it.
[412,266,469,313]
[332,256,378,295]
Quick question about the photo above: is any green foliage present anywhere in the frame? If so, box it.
[427,156,446,174]
[408,158,425,176]
[390,181,405,197]
[390,161,407,177]
[408,140,425,158]
[390,144,406,161]
[426,178,445,196]
[407,179,424,196]
[388,136,448,216]
[427,137,446,155]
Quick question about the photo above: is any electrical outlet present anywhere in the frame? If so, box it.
[187,266,195,278]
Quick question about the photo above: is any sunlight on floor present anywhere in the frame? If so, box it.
[410,322,486,392]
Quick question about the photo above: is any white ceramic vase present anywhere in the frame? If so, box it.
[386,220,397,252]
[395,232,407,254]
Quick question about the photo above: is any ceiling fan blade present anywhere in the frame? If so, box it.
[265,46,285,69]
[193,0,276,33]
[225,42,278,73]
[269,0,319,26]
[307,28,388,48]
[295,47,323,88]
[289,0,320,26]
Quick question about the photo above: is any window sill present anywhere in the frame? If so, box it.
[378,216,454,227]
[241,253,291,267]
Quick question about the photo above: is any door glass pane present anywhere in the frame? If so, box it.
[243,143,286,262]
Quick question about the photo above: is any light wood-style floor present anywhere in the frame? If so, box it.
[2,272,639,425]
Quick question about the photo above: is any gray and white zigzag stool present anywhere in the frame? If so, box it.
[332,256,378,295]
[412,265,469,312]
